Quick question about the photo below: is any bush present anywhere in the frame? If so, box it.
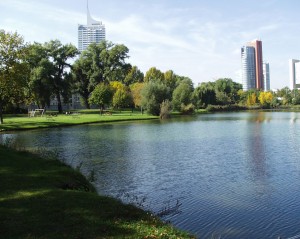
[160,100,172,119]
[180,103,195,115]
[141,81,170,116]
[206,104,247,112]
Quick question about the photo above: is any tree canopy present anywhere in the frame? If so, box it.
[0,30,29,124]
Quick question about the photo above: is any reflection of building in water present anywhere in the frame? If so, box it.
[290,112,298,124]
[245,113,268,182]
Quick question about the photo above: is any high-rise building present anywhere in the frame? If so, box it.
[289,59,300,90]
[78,1,106,53]
[241,40,264,91]
[263,63,270,91]
[241,46,256,91]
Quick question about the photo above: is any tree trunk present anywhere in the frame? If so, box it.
[0,100,3,124]
[56,92,63,114]
[100,105,103,115]
[84,98,90,109]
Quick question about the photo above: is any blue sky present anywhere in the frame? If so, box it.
[1,0,300,89]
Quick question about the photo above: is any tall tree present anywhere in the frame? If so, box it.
[27,42,54,108]
[45,40,78,113]
[130,82,145,112]
[124,66,144,86]
[0,30,29,124]
[72,57,91,108]
[72,41,129,107]
[164,70,177,92]
[144,67,164,83]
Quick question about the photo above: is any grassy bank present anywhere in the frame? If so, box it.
[0,110,158,132]
[0,145,194,239]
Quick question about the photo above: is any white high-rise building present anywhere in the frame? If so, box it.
[289,59,300,90]
[241,46,256,91]
[263,63,270,91]
[78,1,106,53]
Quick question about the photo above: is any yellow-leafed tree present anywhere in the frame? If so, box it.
[246,93,257,106]
[258,91,273,107]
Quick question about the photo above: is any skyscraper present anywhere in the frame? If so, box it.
[289,59,300,90]
[263,63,270,91]
[241,46,256,91]
[241,40,264,91]
[78,1,106,53]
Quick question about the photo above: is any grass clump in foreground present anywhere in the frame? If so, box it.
[0,145,194,239]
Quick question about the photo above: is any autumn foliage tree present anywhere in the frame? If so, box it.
[258,91,273,108]
[246,93,257,106]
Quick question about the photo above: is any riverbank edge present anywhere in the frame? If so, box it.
[0,145,195,239]
[0,114,159,132]
[2,106,300,132]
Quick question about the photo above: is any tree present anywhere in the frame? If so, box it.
[141,81,170,116]
[291,89,300,105]
[0,30,29,124]
[124,66,144,86]
[110,81,133,109]
[277,87,292,105]
[72,41,129,106]
[258,91,273,108]
[193,82,216,108]
[164,70,177,92]
[214,78,242,104]
[27,42,54,108]
[71,57,91,108]
[112,87,133,110]
[144,67,164,83]
[89,83,113,114]
[45,40,78,113]
[247,92,257,106]
[172,79,194,112]
[130,82,145,112]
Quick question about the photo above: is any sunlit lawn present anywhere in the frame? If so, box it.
[1,110,158,131]
[0,145,194,239]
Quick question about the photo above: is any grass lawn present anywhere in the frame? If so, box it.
[0,145,194,239]
[0,110,158,131]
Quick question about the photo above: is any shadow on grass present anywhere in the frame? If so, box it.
[0,147,190,239]
[0,190,146,239]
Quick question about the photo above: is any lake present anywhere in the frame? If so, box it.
[1,111,300,238]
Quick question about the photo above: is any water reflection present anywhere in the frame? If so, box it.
[247,113,268,180]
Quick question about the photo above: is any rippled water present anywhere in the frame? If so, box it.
[2,111,300,238]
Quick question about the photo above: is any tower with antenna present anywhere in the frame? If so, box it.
[78,0,106,52]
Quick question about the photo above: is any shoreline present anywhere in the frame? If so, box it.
[0,113,158,132]
[1,107,300,132]
[0,145,195,238]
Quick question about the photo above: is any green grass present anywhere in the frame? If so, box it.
[0,110,158,131]
[0,145,194,239]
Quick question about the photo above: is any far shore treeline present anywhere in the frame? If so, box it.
[1,30,300,124]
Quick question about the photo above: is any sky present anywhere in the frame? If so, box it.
[1,0,300,89]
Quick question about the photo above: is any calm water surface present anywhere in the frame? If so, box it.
[2,111,300,238]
